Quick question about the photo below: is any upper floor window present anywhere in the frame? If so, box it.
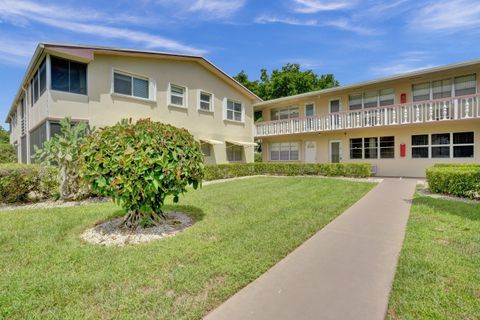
[305,103,315,116]
[270,106,299,120]
[30,58,47,105]
[379,88,395,106]
[199,91,213,111]
[169,84,186,107]
[412,74,476,102]
[349,94,363,110]
[348,89,395,111]
[113,71,149,99]
[51,57,87,95]
[226,99,243,122]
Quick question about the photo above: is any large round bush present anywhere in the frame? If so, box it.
[82,119,204,228]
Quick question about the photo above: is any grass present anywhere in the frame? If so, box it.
[0,177,374,319]
[388,195,480,320]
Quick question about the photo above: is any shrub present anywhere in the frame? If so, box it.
[0,144,17,163]
[33,118,92,201]
[254,152,263,162]
[82,119,204,229]
[0,164,58,203]
[204,162,371,180]
[426,165,480,199]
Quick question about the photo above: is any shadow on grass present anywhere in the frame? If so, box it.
[414,195,480,221]
[100,204,205,224]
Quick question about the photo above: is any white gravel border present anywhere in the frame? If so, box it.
[80,212,193,246]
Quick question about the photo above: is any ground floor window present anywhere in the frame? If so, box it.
[270,142,299,161]
[349,136,394,159]
[411,132,474,158]
[226,144,243,162]
[201,143,211,157]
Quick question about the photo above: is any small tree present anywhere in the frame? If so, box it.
[33,118,91,200]
[81,119,204,229]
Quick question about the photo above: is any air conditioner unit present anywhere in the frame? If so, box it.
[371,165,378,176]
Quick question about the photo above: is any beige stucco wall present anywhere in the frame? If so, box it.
[260,119,480,177]
[259,65,480,121]
[13,53,256,164]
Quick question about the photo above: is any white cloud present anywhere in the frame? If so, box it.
[155,0,246,19]
[292,0,355,13]
[255,14,377,35]
[0,37,37,65]
[410,0,480,32]
[0,0,206,54]
[371,51,436,76]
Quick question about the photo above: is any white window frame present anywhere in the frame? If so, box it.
[269,142,300,161]
[305,102,316,117]
[226,143,243,162]
[329,98,341,113]
[224,98,244,122]
[198,90,214,112]
[270,106,299,120]
[348,89,395,111]
[168,83,188,108]
[411,132,475,159]
[111,69,155,102]
[349,136,395,160]
[412,73,477,102]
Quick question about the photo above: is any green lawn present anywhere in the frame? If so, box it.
[388,195,480,320]
[0,177,373,320]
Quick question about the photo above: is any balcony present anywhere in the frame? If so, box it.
[255,94,480,137]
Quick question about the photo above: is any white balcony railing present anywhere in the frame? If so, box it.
[255,94,480,137]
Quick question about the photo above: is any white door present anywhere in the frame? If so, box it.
[305,141,316,163]
[329,140,342,163]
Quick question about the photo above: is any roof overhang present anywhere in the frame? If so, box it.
[253,58,480,110]
[200,138,223,145]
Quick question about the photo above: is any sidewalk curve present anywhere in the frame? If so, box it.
[205,178,417,320]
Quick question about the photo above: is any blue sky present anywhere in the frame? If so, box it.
[1,0,480,128]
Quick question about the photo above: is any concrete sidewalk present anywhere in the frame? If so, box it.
[205,178,417,320]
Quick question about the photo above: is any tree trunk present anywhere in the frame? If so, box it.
[122,210,166,229]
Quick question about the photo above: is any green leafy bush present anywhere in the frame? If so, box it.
[82,119,204,229]
[0,164,58,203]
[254,152,263,162]
[426,165,480,199]
[33,118,92,201]
[0,144,17,163]
[204,162,371,180]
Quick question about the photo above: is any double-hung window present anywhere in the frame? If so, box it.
[411,132,474,159]
[199,91,213,111]
[379,88,395,106]
[270,106,299,120]
[412,82,431,102]
[51,57,87,95]
[432,79,452,99]
[349,136,395,159]
[170,84,186,106]
[270,142,299,161]
[226,144,243,161]
[226,99,243,122]
[348,94,363,110]
[454,74,476,96]
[363,91,378,109]
[113,71,150,99]
[305,103,315,116]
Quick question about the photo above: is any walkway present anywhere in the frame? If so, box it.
[205,178,417,320]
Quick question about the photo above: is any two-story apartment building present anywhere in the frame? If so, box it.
[254,60,480,177]
[6,43,260,164]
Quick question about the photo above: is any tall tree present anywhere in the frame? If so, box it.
[234,63,339,101]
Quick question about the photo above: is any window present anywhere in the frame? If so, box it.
[412,82,431,102]
[380,88,395,106]
[201,143,211,157]
[350,138,363,159]
[349,136,395,159]
[454,74,476,96]
[329,99,340,113]
[39,59,46,95]
[380,136,395,159]
[51,57,87,95]
[226,144,243,161]
[411,132,474,159]
[411,134,429,158]
[270,142,299,161]
[226,99,243,122]
[170,84,186,106]
[453,132,474,158]
[30,58,46,106]
[364,91,378,109]
[270,106,299,120]
[349,94,363,110]
[199,91,212,111]
[113,72,149,99]
[364,137,378,159]
[305,103,315,116]
[431,133,450,158]
[432,79,452,99]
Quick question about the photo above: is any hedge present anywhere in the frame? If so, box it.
[0,164,58,203]
[204,162,371,180]
[426,165,480,199]
[0,144,17,163]
[433,163,480,168]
